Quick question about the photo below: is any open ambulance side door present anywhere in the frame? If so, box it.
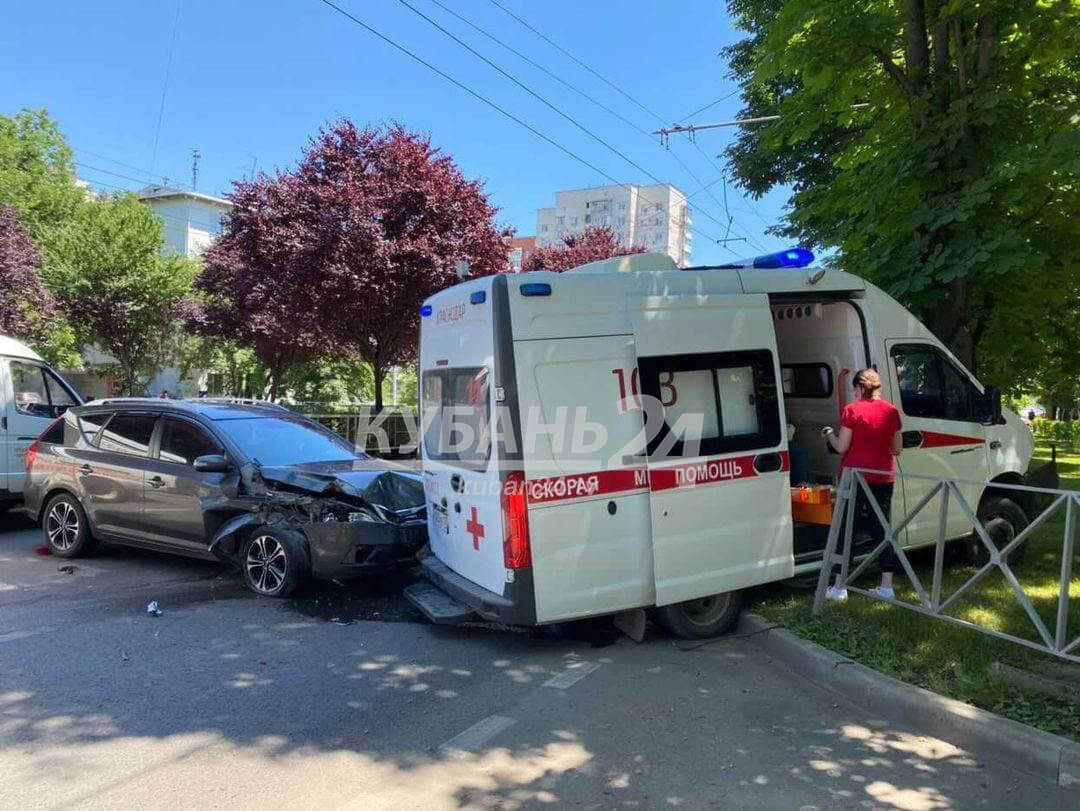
[630,293,794,606]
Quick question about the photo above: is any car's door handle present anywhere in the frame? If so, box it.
[950,447,976,455]
[148,476,166,489]
[989,440,1002,450]
[78,464,93,475]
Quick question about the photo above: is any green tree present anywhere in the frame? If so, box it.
[46,193,198,395]
[0,109,85,248]
[282,359,376,404]
[0,109,88,364]
[724,0,1080,378]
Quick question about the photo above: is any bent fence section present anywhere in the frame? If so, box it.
[811,467,1079,664]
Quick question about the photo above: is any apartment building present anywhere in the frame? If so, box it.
[535,183,692,266]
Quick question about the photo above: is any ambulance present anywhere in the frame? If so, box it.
[405,251,1042,638]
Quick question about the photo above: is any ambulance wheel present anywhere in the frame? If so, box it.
[965,496,1029,568]
[655,590,743,639]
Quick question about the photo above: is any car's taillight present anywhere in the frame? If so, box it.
[24,440,40,471]
[26,416,63,471]
[501,470,531,569]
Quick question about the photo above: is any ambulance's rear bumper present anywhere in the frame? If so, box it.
[417,555,535,625]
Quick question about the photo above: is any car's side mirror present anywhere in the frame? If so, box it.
[194,454,232,473]
[984,385,1003,425]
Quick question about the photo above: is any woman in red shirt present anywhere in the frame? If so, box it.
[822,368,903,602]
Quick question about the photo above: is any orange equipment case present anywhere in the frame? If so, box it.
[791,485,834,526]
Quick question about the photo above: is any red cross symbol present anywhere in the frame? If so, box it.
[465,506,485,550]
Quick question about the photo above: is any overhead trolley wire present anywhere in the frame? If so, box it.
[485,0,666,124]
[676,90,743,124]
[425,0,651,138]
[481,0,769,254]
[396,0,744,251]
[314,0,728,247]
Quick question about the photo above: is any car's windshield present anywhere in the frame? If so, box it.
[214,416,359,466]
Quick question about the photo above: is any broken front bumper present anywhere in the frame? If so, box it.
[303,520,428,580]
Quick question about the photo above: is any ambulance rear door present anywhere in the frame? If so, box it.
[419,277,507,597]
[630,292,794,606]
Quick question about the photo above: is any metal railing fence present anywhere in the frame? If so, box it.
[811,467,1078,663]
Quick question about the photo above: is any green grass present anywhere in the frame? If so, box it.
[748,442,1080,741]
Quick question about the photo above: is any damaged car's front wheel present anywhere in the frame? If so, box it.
[242,528,309,597]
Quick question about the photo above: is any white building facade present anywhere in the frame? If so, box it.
[535,184,692,266]
[138,186,231,257]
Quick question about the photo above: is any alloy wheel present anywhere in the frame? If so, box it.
[46,501,80,551]
[246,535,288,594]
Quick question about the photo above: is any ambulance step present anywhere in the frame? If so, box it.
[404,582,476,624]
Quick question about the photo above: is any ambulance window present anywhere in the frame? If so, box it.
[421,367,491,468]
[781,364,832,398]
[893,344,982,422]
[638,350,782,458]
[661,370,721,441]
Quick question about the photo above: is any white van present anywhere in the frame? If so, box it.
[0,335,83,509]
[406,252,1041,638]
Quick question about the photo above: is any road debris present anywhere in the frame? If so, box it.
[34,546,52,556]
[146,601,163,617]
[57,564,77,574]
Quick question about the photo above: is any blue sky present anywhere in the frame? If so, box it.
[3,0,793,265]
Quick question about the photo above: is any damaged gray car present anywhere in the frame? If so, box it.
[21,399,426,596]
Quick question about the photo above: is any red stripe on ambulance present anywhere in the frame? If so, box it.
[916,431,984,449]
[524,452,790,504]
[526,468,649,505]
[651,453,758,492]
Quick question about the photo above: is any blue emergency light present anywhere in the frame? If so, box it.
[711,247,815,270]
[420,304,433,316]
[752,248,815,269]
[520,283,552,297]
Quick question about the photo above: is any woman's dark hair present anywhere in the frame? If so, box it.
[852,368,882,399]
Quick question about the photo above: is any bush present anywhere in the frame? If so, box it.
[1032,419,1080,443]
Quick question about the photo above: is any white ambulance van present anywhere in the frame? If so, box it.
[405,252,1042,638]
[1,335,83,509]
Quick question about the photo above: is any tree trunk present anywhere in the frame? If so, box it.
[122,360,139,396]
[265,353,284,402]
[373,364,385,414]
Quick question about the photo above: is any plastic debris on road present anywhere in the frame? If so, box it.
[146,601,163,617]
[34,546,52,556]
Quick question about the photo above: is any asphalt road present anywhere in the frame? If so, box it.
[0,513,1073,809]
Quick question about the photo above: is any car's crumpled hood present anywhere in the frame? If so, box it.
[206,458,426,556]
[257,460,425,513]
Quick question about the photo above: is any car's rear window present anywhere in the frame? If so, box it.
[40,418,66,444]
[214,416,358,467]
[421,367,491,468]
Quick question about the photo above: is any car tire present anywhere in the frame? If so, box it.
[241,528,309,598]
[42,493,97,558]
[963,496,1029,568]
[654,589,743,639]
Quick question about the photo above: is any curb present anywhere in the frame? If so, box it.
[737,612,1080,789]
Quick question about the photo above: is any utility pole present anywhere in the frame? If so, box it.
[191,149,201,190]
